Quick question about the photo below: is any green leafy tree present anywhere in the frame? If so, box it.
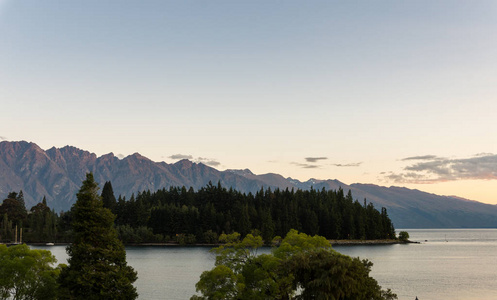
[192,229,397,300]
[58,173,137,300]
[0,244,60,300]
[398,231,409,242]
[287,250,396,299]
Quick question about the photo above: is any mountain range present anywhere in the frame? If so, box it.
[1,141,497,229]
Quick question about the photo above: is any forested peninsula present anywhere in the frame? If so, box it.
[1,181,397,245]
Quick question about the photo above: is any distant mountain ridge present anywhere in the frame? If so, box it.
[1,141,497,229]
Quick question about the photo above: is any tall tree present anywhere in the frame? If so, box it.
[58,173,137,299]
[16,190,26,212]
[0,213,12,242]
[0,198,27,226]
[101,181,117,213]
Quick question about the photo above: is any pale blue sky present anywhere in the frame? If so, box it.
[1,1,497,203]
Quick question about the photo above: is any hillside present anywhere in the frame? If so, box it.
[1,141,497,228]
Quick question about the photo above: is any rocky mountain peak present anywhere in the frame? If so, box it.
[174,159,194,169]
[127,152,150,161]
[226,168,255,177]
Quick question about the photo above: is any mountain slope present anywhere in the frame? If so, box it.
[349,184,497,228]
[1,141,497,228]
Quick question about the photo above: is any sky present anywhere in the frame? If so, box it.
[1,1,497,204]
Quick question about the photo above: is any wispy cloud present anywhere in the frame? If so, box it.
[401,155,441,161]
[196,157,221,167]
[169,154,193,160]
[0,136,7,141]
[291,156,328,169]
[331,162,362,167]
[168,154,221,167]
[292,162,321,169]
[305,157,328,163]
[386,153,497,183]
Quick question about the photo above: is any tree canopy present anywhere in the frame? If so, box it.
[58,173,137,299]
[115,182,396,244]
[398,231,409,242]
[0,197,27,226]
[192,230,397,300]
[3,181,398,245]
[0,244,60,300]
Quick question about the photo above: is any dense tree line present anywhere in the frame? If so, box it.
[0,181,396,244]
[0,192,62,243]
[109,181,396,244]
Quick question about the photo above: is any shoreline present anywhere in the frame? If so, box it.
[329,239,418,246]
[25,239,418,247]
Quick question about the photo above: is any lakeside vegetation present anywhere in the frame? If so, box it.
[110,181,396,245]
[1,180,397,245]
[193,230,397,300]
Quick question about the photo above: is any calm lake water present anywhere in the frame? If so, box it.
[33,229,497,300]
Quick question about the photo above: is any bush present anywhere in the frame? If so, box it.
[398,231,409,241]
[0,244,60,300]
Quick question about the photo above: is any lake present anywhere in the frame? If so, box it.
[33,229,497,300]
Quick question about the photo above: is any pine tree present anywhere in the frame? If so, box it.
[101,181,117,213]
[16,190,26,211]
[58,173,137,299]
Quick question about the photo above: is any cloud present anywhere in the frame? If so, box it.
[305,157,328,163]
[168,154,221,167]
[386,153,497,183]
[474,152,494,157]
[169,154,193,160]
[0,136,7,141]
[292,162,320,169]
[204,161,221,167]
[401,155,441,161]
[117,153,125,159]
[196,157,221,167]
[331,162,362,167]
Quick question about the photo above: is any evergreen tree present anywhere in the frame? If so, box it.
[58,173,137,299]
[0,198,27,227]
[7,192,18,200]
[16,190,26,211]
[110,182,396,243]
[101,181,117,213]
[0,213,12,242]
